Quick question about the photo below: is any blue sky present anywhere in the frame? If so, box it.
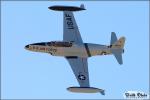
[1,1,149,99]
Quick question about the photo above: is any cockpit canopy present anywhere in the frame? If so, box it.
[31,41,73,47]
[47,41,73,47]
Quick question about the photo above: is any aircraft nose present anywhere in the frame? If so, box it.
[25,45,29,49]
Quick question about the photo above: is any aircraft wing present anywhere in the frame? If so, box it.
[63,11,83,44]
[66,57,90,87]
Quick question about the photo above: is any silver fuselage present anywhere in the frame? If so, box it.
[25,42,115,57]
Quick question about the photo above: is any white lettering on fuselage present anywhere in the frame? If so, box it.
[47,48,57,52]
[31,46,57,53]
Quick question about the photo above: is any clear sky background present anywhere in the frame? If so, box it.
[1,1,149,99]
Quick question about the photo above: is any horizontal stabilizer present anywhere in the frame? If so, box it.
[67,87,105,95]
[111,49,123,65]
[111,32,117,44]
[110,32,125,65]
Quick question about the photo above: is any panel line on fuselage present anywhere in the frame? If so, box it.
[84,43,91,57]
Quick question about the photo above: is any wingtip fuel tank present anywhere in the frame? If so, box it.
[48,4,86,11]
[67,87,105,95]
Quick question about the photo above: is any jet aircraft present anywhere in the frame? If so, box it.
[25,4,125,95]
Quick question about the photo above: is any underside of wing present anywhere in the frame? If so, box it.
[63,11,83,44]
[66,57,89,87]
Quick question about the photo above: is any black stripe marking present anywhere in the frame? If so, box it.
[84,43,91,57]
[66,56,78,59]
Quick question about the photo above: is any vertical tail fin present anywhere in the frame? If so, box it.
[110,32,126,65]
